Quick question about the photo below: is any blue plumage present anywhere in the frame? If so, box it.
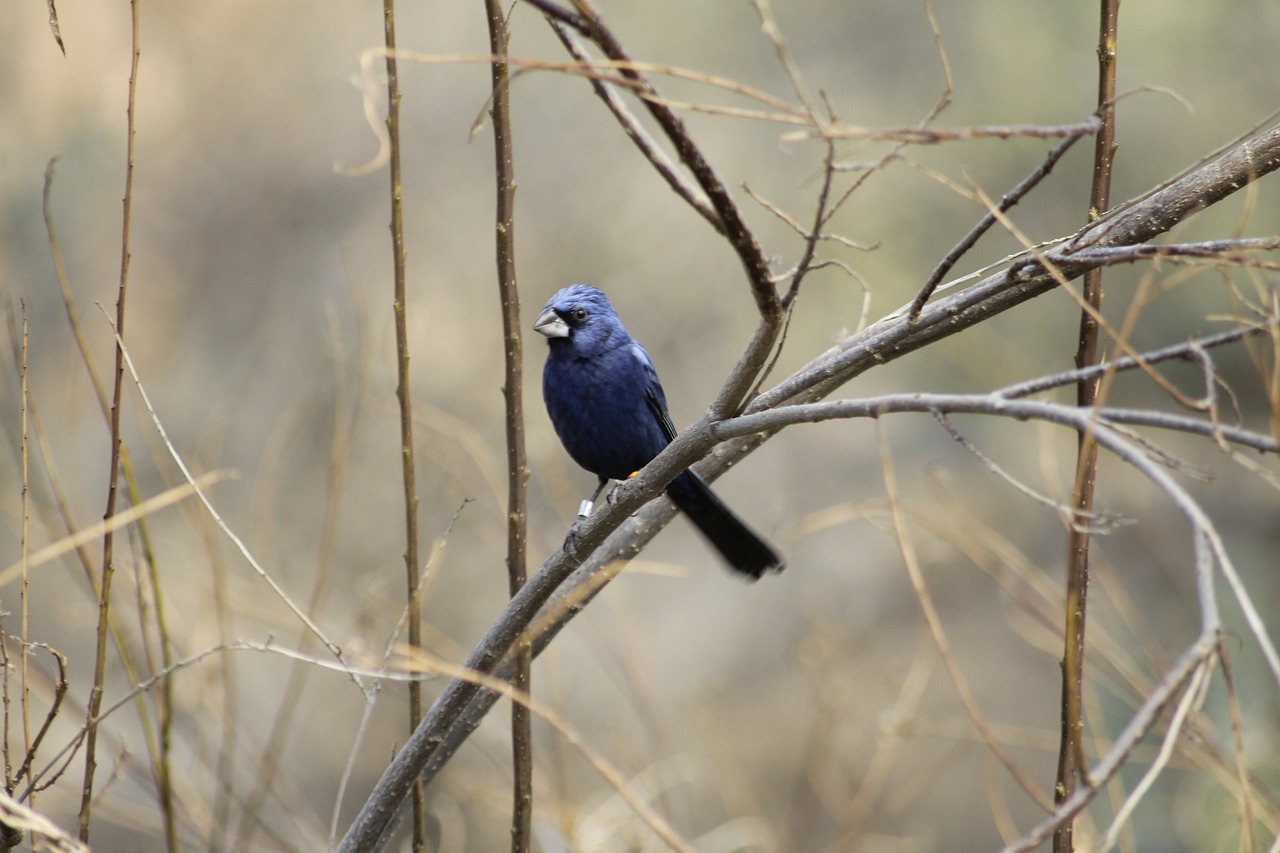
[534,285,784,579]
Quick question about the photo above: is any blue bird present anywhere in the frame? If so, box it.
[534,284,784,579]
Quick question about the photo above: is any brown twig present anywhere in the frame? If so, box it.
[483,1,533,849]
[380,0,426,849]
[10,644,68,795]
[1056,4,1119,849]
[78,0,140,841]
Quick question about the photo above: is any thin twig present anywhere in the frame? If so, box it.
[379,1,427,848]
[8,643,67,800]
[78,0,140,837]
[786,118,1106,144]
[934,413,1126,531]
[1000,324,1266,399]
[747,135,841,399]
[44,0,64,56]
[483,1,534,849]
[10,303,30,853]
[752,0,821,122]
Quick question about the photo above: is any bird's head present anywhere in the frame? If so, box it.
[533,284,626,352]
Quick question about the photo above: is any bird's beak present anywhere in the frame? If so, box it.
[533,308,570,339]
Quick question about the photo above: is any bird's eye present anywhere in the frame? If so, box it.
[571,307,588,322]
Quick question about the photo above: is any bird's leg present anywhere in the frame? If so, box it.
[578,477,610,519]
[564,477,610,559]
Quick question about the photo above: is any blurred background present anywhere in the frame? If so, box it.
[1,0,1278,850]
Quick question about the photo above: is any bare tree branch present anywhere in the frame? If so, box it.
[337,117,1280,852]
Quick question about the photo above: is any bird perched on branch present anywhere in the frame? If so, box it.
[534,284,784,580]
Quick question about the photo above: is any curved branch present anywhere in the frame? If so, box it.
[713,393,1278,455]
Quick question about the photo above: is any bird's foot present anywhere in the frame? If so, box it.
[601,472,639,511]
[562,522,583,560]
[565,512,593,558]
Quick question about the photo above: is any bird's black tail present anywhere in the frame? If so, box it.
[666,471,785,580]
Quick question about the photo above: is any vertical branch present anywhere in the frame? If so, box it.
[483,2,533,850]
[19,314,31,811]
[1055,1,1118,850]
[8,304,30,852]
[382,1,427,849]
[78,0,140,841]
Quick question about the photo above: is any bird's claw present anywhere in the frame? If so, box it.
[563,522,582,559]
[603,475,634,509]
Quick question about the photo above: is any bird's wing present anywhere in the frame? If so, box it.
[630,341,679,443]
